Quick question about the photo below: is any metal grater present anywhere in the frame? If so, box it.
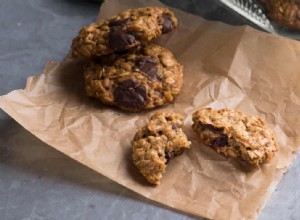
[220,0,300,39]
[220,0,276,33]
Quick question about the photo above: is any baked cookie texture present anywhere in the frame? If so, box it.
[71,7,178,57]
[132,112,191,185]
[84,44,183,112]
[259,0,300,30]
[192,108,279,167]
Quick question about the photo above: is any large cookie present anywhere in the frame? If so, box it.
[84,43,183,112]
[258,0,300,30]
[132,111,191,185]
[192,108,279,167]
[71,7,178,57]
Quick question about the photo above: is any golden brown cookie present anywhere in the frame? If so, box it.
[259,0,300,30]
[192,108,279,167]
[71,7,178,57]
[132,111,191,185]
[84,44,183,112]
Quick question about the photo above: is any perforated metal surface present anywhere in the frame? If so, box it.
[220,0,275,32]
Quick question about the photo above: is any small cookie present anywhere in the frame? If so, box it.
[84,43,183,112]
[192,108,279,167]
[132,112,191,185]
[71,7,178,57]
[258,0,300,30]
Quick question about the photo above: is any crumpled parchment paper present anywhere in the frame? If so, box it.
[1,0,300,219]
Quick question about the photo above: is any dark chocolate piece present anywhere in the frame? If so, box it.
[137,56,158,80]
[108,27,136,51]
[211,135,228,148]
[172,124,180,131]
[165,151,174,164]
[114,79,147,110]
[162,13,175,34]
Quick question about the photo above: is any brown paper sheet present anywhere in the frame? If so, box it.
[1,0,300,219]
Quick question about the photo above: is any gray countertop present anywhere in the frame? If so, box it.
[0,0,299,219]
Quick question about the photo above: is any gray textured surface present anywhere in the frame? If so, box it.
[0,0,299,219]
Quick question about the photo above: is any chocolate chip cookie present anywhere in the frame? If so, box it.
[132,112,191,185]
[258,0,300,30]
[71,7,178,57]
[84,43,183,112]
[192,108,279,167]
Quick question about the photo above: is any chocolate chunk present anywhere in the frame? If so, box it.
[201,123,228,147]
[109,18,130,27]
[165,149,185,164]
[108,27,136,51]
[114,79,147,110]
[165,151,174,164]
[162,13,175,34]
[211,135,228,148]
[137,56,158,80]
[201,124,223,133]
[172,124,180,131]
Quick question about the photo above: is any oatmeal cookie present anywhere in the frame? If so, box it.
[132,112,191,185]
[192,108,279,167]
[84,43,183,112]
[259,0,300,30]
[71,7,178,57]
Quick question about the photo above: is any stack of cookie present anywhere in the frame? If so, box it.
[71,7,183,112]
[258,0,300,30]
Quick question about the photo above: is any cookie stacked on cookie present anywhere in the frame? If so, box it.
[71,7,182,112]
